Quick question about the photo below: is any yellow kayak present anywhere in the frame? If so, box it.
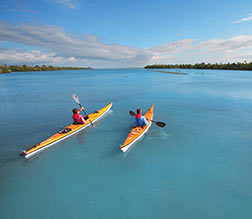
[120,104,153,152]
[20,102,113,159]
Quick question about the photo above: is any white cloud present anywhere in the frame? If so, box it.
[148,39,195,54]
[197,35,252,52]
[0,21,154,67]
[233,13,252,23]
[68,57,76,62]
[0,49,64,65]
[55,0,76,9]
[1,22,252,67]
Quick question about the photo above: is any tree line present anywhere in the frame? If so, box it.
[0,64,92,74]
[144,62,252,70]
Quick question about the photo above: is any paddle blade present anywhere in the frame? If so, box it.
[155,121,166,127]
[72,94,80,104]
[129,111,135,116]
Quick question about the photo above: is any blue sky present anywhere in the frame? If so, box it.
[1,0,252,67]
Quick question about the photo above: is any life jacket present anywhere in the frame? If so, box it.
[135,114,142,126]
[135,114,141,120]
[72,113,84,124]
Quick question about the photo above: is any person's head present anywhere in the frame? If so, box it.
[136,108,142,115]
[72,108,79,114]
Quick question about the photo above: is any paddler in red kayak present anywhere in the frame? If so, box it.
[72,107,90,124]
[134,108,148,127]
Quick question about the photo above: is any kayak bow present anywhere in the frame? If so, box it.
[120,104,153,152]
[20,102,112,159]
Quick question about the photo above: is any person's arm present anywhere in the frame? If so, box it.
[78,106,84,113]
[79,107,90,120]
[80,115,90,124]
[80,116,86,124]
[143,116,148,126]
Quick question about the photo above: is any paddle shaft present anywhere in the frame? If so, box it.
[147,118,159,123]
[146,118,166,127]
[78,103,94,126]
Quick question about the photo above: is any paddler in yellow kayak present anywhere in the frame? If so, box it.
[134,108,148,127]
[72,107,90,124]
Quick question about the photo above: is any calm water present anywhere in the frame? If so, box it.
[0,68,252,219]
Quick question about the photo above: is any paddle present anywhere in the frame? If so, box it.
[72,94,94,126]
[129,111,166,128]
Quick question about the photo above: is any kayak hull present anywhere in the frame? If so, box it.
[120,104,153,152]
[21,102,112,159]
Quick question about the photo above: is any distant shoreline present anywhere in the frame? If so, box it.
[0,64,92,74]
[145,62,252,71]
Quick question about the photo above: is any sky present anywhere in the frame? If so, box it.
[1,0,252,68]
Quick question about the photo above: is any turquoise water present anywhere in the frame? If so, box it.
[1,68,252,219]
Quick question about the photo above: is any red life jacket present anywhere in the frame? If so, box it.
[135,114,141,119]
[72,113,84,124]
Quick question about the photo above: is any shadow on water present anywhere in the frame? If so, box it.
[102,122,134,159]
[76,129,89,145]
[103,147,121,160]
[0,154,20,168]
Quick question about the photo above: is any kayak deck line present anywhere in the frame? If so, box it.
[120,104,154,152]
[20,102,112,159]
